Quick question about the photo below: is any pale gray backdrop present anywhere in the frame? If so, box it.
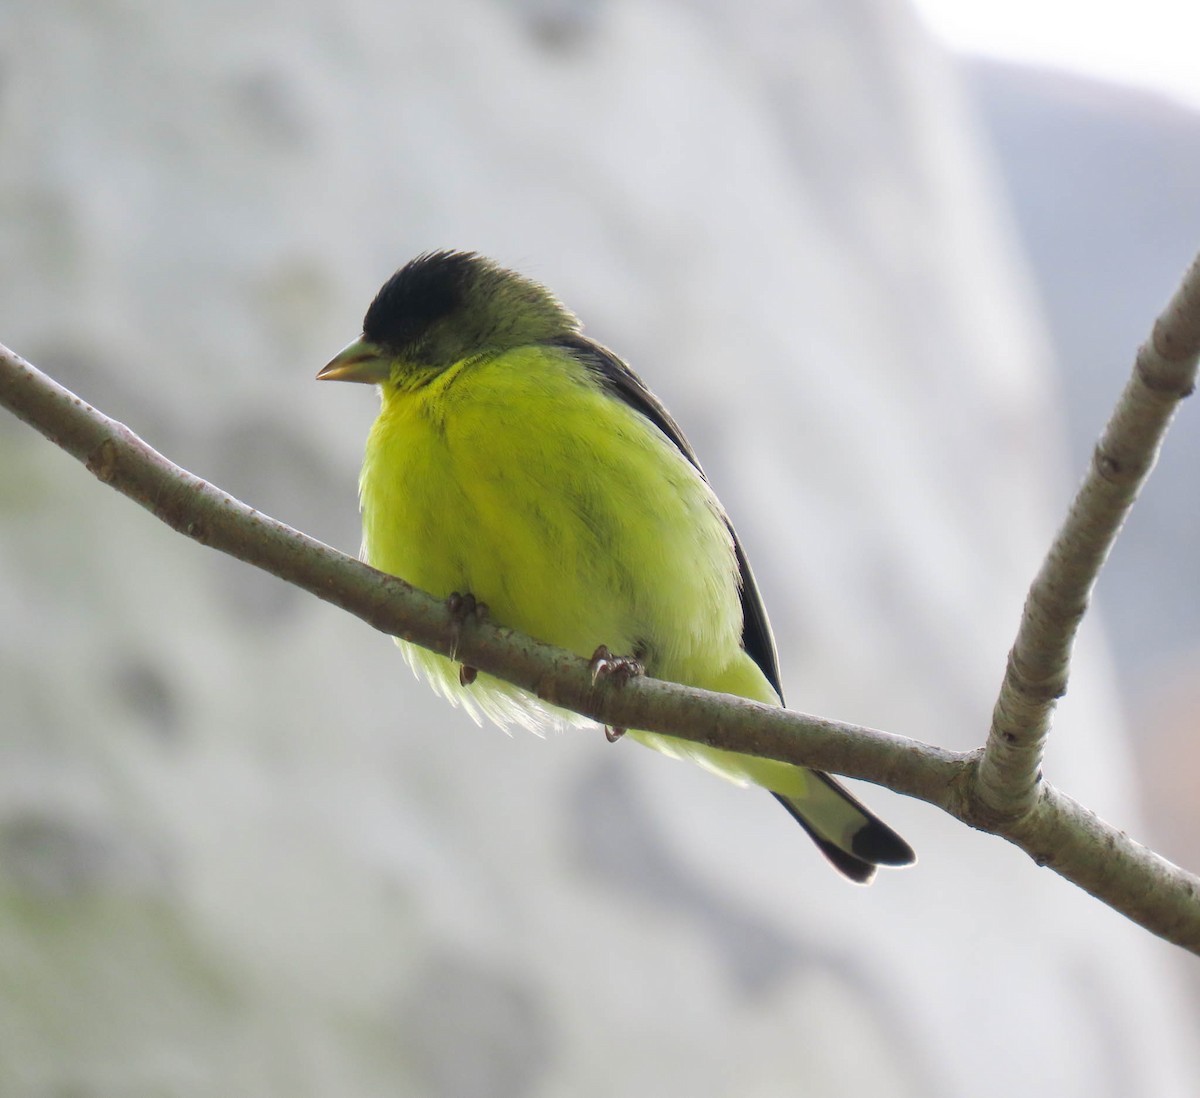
[0,1,1196,1095]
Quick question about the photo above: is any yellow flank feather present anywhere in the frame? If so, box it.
[319,250,914,880]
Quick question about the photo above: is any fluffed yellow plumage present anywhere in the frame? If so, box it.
[318,250,913,882]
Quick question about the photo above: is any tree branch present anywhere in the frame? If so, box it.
[3,263,1200,956]
[979,254,1200,823]
[0,342,964,808]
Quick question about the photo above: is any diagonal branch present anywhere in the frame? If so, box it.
[978,254,1200,824]
[3,328,1200,955]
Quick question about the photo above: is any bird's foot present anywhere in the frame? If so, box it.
[588,643,644,686]
[447,591,488,685]
[588,644,643,744]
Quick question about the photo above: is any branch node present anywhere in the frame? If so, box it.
[1137,337,1198,395]
[85,438,120,483]
[1091,444,1123,482]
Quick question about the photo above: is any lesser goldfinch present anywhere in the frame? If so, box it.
[318,251,913,882]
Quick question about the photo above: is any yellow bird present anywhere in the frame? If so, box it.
[319,251,913,882]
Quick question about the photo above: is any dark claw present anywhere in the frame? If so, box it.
[588,644,644,686]
[447,592,477,619]
[590,645,642,741]
[460,664,478,687]
[447,592,489,662]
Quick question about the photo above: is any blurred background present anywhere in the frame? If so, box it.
[1,0,1199,1094]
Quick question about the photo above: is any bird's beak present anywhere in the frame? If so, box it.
[316,339,391,384]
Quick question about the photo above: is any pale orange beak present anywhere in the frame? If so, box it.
[316,339,390,384]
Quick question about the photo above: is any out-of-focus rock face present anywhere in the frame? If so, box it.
[0,2,1195,1095]
[968,59,1200,695]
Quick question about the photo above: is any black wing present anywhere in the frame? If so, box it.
[551,332,784,701]
[554,334,915,879]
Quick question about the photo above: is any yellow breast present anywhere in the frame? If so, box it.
[359,344,749,724]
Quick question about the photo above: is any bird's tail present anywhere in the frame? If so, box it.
[772,772,915,884]
[628,727,914,883]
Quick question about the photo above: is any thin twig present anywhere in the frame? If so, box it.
[978,254,1200,823]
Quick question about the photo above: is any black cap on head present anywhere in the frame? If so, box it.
[363,250,478,350]
[361,250,579,368]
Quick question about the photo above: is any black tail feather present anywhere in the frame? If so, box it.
[773,773,915,884]
[771,793,875,883]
